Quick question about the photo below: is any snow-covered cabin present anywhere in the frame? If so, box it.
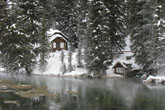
[112,61,132,75]
[48,29,69,52]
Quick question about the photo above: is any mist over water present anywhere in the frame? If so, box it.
[0,73,165,110]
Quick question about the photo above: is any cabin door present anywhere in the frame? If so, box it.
[56,42,60,50]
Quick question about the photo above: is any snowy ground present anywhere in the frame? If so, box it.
[33,50,123,78]
[33,50,87,77]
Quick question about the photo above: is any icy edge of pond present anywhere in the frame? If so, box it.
[143,75,165,84]
[33,71,123,79]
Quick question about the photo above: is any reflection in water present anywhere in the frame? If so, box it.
[0,74,165,110]
[60,87,126,110]
[0,92,49,110]
[132,89,165,110]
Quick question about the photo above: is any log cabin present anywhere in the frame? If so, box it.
[113,61,132,75]
[50,32,69,52]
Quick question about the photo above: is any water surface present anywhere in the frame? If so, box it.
[0,73,165,110]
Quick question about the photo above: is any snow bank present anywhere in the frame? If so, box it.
[33,50,124,78]
[33,50,87,77]
[143,75,165,84]
[60,68,87,78]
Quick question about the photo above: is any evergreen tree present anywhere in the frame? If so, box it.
[126,0,144,34]
[0,0,51,75]
[53,0,72,33]
[0,0,7,26]
[0,0,7,66]
[67,0,79,49]
[0,0,7,52]
[85,0,108,77]
[84,0,126,77]
[153,0,165,74]
[68,45,74,72]
[76,0,88,68]
[104,0,126,55]
[38,18,49,72]
[60,49,67,74]
[37,0,53,72]
[128,0,165,74]
[0,0,25,73]
[140,0,156,72]
[54,0,79,49]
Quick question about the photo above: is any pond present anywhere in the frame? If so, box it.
[0,73,165,110]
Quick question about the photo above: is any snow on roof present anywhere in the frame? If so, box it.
[49,34,68,42]
[111,35,140,69]
[113,61,128,68]
[47,28,61,36]
[47,28,68,42]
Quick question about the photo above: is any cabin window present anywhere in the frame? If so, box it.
[116,67,124,73]
[60,42,65,48]
[53,42,56,48]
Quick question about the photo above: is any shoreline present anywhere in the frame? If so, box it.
[0,70,123,79]
[32,73,124,79]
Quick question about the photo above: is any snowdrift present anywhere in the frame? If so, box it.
[143,75,165,84]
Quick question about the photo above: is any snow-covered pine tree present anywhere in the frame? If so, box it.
[128,0,162,74]
[68,1,79,49]
[153,0,165,74]
[84,0,126,78]
[76,0,88,68]
[126,0,143,35]
[68,45,74,72]
[0,0,7,30]
[53,0,79,49]
[38,18,49,72]
[53,0,71,33]
[85,0,110,77]
[14,0,42,75]
[0,0,47,75]
[60,49,67,74]
[37,0,53,72]
[0,0,7,66]
[138,1,155,73]
[127,0,146,68]
[0,0,25,73]
[0,0,7,47]
[104,0,126,55]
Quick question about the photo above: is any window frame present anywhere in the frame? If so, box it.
[53,42,56,48]
[60,42,65,48]
[116,67,124,73]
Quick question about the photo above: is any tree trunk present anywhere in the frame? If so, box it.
[25,68,31,76]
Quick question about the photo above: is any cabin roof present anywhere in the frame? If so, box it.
[112,61,128,69]
[50,32,69,42]
[48,29,69,42]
